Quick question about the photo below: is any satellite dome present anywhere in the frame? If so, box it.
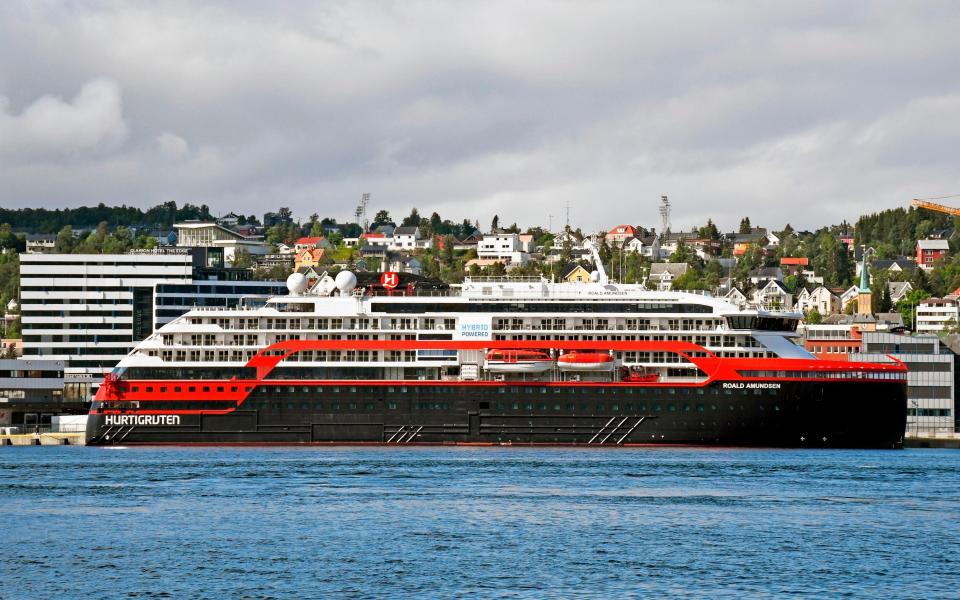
[286,272,308,295]
[589,270,600,282]
[335,270,358,294]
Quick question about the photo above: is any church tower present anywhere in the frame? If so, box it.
[857,251,872,315]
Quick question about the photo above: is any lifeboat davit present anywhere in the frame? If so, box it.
[557,351,615,372]
[484,350,554,373]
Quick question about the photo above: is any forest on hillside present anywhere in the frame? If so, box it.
[0,201,217,233]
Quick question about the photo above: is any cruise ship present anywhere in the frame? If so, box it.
[86,252,907,447]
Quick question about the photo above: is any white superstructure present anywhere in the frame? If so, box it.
[117,271,810,382]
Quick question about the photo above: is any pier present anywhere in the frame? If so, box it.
[905,432,960,449]
[0,432,85,446]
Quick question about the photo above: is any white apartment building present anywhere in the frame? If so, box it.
[477,233,529,265]
[916,298,959,333]
[390,226,420,250]
[19,251,194,391]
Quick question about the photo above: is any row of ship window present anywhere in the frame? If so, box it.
[128,384,253,394]
[249,401,770,413]
[737,370,905,380]
[254,385,779,397]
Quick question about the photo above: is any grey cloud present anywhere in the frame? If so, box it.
[0,78,128,159]
[1,1,959,233]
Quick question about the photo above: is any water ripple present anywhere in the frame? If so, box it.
[1,446,959,598]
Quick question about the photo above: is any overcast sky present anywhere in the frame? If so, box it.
[2,1,959,233]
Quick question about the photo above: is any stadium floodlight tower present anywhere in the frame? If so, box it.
[659,195,671,235]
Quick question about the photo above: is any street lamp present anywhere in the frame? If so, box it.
[909,399,919,437]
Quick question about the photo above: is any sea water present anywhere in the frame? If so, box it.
[2,447,959,598]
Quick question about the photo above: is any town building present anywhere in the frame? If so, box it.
[753,280,793,311]
[477,233,529,265]
[916,298,959,333]
[917,239,950,269]
[723,288,749,310]
[868,257,917,277]
[839,285,860,311]
[25,234,57,254]
[1,338,20,357]
[216,212,243,228]
[360,232,391,247]
[648,263,688,291]
[796,286,841,316]
[19,249,285,397]
[560,263,592,283]
[851,332,956,435]
[293,237,329,252]
[453,231,484,251]
[387,256,422,275]
[803,322,864,360]
[0,359,87,430]
[730,229,769,256]
[606,225,639,244]
[888,281,913,304]
[19,251,194,393]
[544,247,592,264]
[255,253,295,270]
[294,248,325,271]
[551,230,581,249]
[391,226,421,250]
[607,235,658,259]
[748,267,783,286]
[518,234,535,254]
[780,257,809,276]
[174,222,269,264]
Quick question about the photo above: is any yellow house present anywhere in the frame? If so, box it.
[294,248,325,271]
[560,263,591,283]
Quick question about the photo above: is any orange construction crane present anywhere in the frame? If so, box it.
[911,199,960,217]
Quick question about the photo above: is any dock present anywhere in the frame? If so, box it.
[904,433,960,449]
[0,432,85,446]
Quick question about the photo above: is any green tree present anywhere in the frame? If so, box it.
[232,248,255,269]
[55,226,75,253]
[897,289,931,330]
[879,284,893,313]
[804,308,823,324]
[669,239,697,265]
[698,219,720,240]
[739,217,752,234]
[911,267,929,294]
[401,208,422,227]
[0,224,24,251]
[102,226,133,254]
[372,210,394,228]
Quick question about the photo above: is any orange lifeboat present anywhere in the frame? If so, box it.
[557,351,615,372]
[484,350,554,373]
[620,366,660,383]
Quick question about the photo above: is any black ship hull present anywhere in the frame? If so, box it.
[86,379,907,448]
